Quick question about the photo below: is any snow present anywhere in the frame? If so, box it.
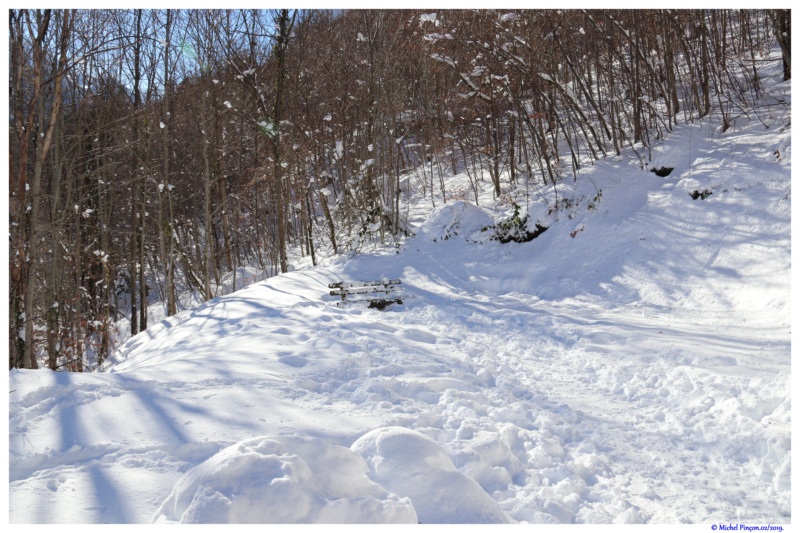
[352,426,513,523]
[8,77,791,524]
[417,200,494,242]
[430,53,457,68]
[153,436,417,523]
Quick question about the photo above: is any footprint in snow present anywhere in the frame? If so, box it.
[278,355,308,368]
[399,328,437,344]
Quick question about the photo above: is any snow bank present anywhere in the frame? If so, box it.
[153,436,417,523]
[351,426,514,523]
[417,201,494,242]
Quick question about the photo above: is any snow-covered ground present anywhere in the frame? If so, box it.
[8,80,791,524]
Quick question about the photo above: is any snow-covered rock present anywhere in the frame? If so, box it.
[417,201,494,242]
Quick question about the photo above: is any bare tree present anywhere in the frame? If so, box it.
[9,9,74,369]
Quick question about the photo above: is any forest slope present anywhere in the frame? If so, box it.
[9,82,791,524]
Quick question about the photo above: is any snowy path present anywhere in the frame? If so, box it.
[10,261,788,523]
[294,275,789,523]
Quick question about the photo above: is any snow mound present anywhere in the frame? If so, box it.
[153,435,417,524]
[351,426,514,524]
[417,201,494,242]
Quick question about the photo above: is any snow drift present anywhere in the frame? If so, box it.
[417,200,494,242]
[153,435,417,523]
[352,426,514,523]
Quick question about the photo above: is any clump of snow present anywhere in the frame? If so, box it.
[417,200,494,242]
[448,429,526,494]
[153,435,417,523]
[351,426,514,523]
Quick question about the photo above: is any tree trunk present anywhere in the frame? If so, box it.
[22,10,72,368]
[161,9,177,316]
[129,8,144,337]
[271,9,295,274]
[769,10,791,81]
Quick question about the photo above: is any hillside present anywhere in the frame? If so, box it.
[9,66,791,525]
[10,9,792,376]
